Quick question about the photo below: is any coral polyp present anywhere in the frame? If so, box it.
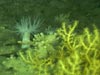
[16,17,42,49]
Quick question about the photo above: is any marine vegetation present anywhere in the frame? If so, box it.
[2,21,100,75]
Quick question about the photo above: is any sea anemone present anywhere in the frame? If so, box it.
[16,17,42,49]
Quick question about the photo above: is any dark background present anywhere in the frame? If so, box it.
[0,0,99,28]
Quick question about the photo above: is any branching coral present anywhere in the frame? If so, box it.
[79,26,100,75]
[56,21,100,75]
[20,32,57,59]
[57,21,79,51]
[3,20,100,75]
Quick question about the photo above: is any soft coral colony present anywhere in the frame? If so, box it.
[56,21,100,75]
[3,19,100,75]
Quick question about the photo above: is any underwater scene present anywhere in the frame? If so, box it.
[0,0,100,75]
